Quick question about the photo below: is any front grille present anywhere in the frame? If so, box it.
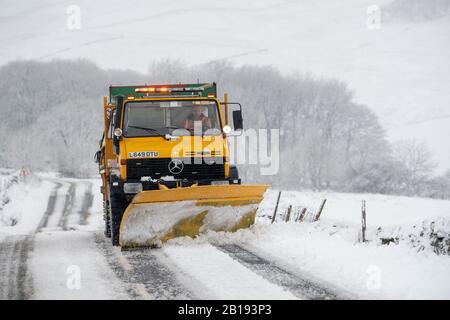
[126,157,225,180]
[185,150,222,157]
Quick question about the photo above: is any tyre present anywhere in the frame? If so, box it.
[103,200,111,238]
[229,166,241,184]
[109,191,128,246]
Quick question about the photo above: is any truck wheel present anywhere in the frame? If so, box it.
[109,192,128,246]
[103,200,111,238]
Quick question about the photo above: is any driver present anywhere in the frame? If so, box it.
[181,105,212,131]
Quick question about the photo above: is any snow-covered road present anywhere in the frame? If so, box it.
[0,176,347,300]
[1,174,449,299]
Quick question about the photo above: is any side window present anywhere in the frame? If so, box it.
[208,105,220,128]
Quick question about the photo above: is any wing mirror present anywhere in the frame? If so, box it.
[232,110,243,130]
[113,96,123,154]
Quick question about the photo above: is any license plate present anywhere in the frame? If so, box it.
[128,151,159,158]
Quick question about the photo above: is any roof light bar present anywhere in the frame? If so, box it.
[134,86,205,93]
[135,87,156,93]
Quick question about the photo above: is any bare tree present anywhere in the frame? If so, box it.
[393,140,436,179]
[2,59,444,198]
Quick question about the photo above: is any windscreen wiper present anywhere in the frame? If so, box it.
[127,125,163,135]
[165,125,185,129]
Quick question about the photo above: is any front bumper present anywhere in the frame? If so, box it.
[110,176,241,195]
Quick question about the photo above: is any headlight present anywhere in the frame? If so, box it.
[123,182,143,194]
[114,128,123,137]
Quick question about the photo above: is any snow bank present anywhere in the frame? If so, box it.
[0,171,54,235]
[120,201,258,247]
[0,170,21,218]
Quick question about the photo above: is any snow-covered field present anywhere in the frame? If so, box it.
[1,172,449,299]
[163,189,450,299]
[259,189,450,228]
[1,0,449,171]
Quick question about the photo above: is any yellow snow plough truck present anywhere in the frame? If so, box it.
[95,83,269,248]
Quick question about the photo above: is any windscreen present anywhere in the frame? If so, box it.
[123,100,222,137]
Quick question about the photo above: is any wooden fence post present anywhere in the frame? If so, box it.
[297,207,307,222]
[271,191,282,224]
[314,199,327,221]
[361,200,367,242]
[285,205,292,222]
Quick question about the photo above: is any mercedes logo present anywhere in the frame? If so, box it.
[168,159,184,174]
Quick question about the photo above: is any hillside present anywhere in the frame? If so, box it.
[1,0,449,171]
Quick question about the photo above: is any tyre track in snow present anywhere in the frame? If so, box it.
[57,182,75,231]
[78,181,93,226]
[97,234,342,299]
[94,233,195,300]
[31,181,131,299]
[0,180,62,300]
[214,244,349,300]
[122,248,195,299]
[0,235,33,300]
[37,182,62,232]
[0,179,88,299]
[40,180,71,230]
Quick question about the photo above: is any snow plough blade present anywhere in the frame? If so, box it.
[119,184,269,248]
